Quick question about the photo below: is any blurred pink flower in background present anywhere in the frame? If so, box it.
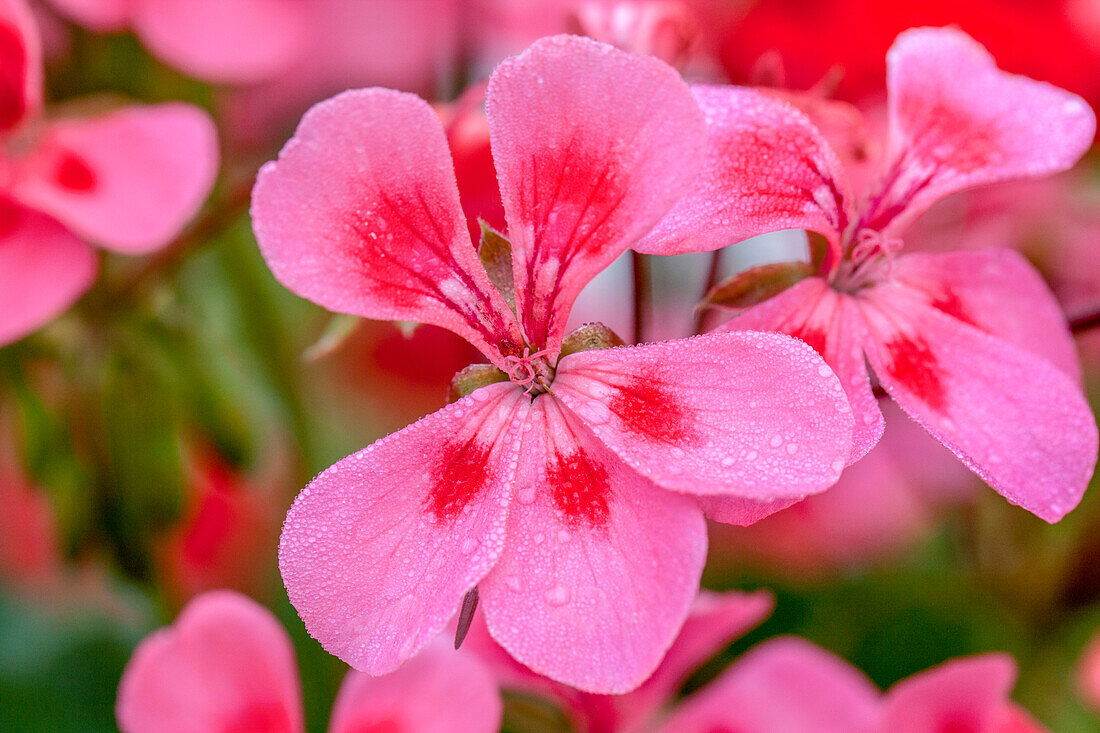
[1078,630,1100,715]
[643,27,1098,522]
[463,589,773,733]
[0,0,218,347]
[253,35,853,692]
[116,590,502,732]
[661,637,1045,732]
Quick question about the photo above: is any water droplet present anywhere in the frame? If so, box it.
[818,364,833,378]
[460,538,477,555]
[545,585,571,606]
[517,487,536,504]
[770,435,784,448]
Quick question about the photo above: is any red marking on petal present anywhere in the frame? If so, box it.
[790,326,827,355]
[607,376,693,443]
[0,21,26,131]
[900,97,998,175]
[547,449,611,529]
[883,335,946,411]
[0,197,24,237]
[929,288,975,329]
[225,703,296,733]
[937,716,981,733]
[53,153,97,192]
[425,439,491,521]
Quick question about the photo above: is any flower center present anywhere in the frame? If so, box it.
[502,347,556,394]
[830,227,904,293]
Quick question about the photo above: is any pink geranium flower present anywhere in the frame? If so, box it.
[0,0,218,347]
[252,35,854,692]
[116,590,502,732]
[642,27,1099,522]
[661,637,1046,732]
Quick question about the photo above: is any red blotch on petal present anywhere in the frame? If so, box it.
[0,21,25,131]
[883,335,946,411]
[547,449,611,529]
[425,439,491,521]
[900,97,999,175]
[338,720,403,733]
[937,715,981,733]
[225,703,296,733]
[929,288,975,329]
[790,326,827,355]
[53,153,98,192]
[607,376,693,443]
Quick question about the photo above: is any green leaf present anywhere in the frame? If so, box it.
[701,260,815,310]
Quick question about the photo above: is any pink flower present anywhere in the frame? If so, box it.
[463,589,774,733]
[116,590,502,732]
[642,27,1098,522]
[660,637,1046,732]
[252,35,854,692]
[0,0,218,347]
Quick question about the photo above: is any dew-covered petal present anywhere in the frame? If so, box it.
[279,383,528,675]
[639,85,852,260]
[480,396,706,693]
[116,590,303,733]
[860,286,1097,522]
[329,641,502,733]
[0,201,96,347]
[553,328,853,500]
[0,0,40,132]
[130,0,305,84]
[726,277,883,463]
[252,89,523,367]
[892,249,1081,381]
[865,27,1096,237]
[878,654,1017,733]
[487,35,705,352]
[655,636,881,733]
[12,104,218,254]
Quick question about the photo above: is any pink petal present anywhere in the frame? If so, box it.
[130,0,305,84]
[0,201,96,346]
[639,85,852,259]
[486,34,705,352]
[278,383,528,675]
[116,590,303,733]
[480,396,707,693]
[329,641,502,733]
[656,637,880,733]
[865,27,1096,237]
[619,590,774,729]
[727,277,884,463]
[699,493,802,526]
[995,705,1050,733]
[879,654,1017,733]
[892,249,1082,381]
[859,287,1098,522]
[0,0,41,132]
[12,104,218,254]
[553,328,853,501]
[42,0,128,31]
[251,88,524,367]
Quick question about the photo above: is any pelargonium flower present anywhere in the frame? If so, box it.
[116,590,502,732]
[642,27,1098,522]
[463,589,774,733]
[0,0,218,348]
[660,637,1046,732]
[252,35,854,692]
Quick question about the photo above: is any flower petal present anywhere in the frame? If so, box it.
[0,201,95,347]
[116,590,303,733]
[727,277,884,463]
[12,104,219,254]
[655,637,880,733]
[252,88,524,367]
[553,328,853,500]
[639,85,852,259]
[278,383,528,675]
[480,396,707,693]
[487,35,705,351]
[130,0,305,84]
[864,27,1095,236]
[879,654,1017,733]
[0,0,40,132]
[42,0,128,31]
[892,249,1081,381]
[329,641,502,733]
[860,286,1097,522]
